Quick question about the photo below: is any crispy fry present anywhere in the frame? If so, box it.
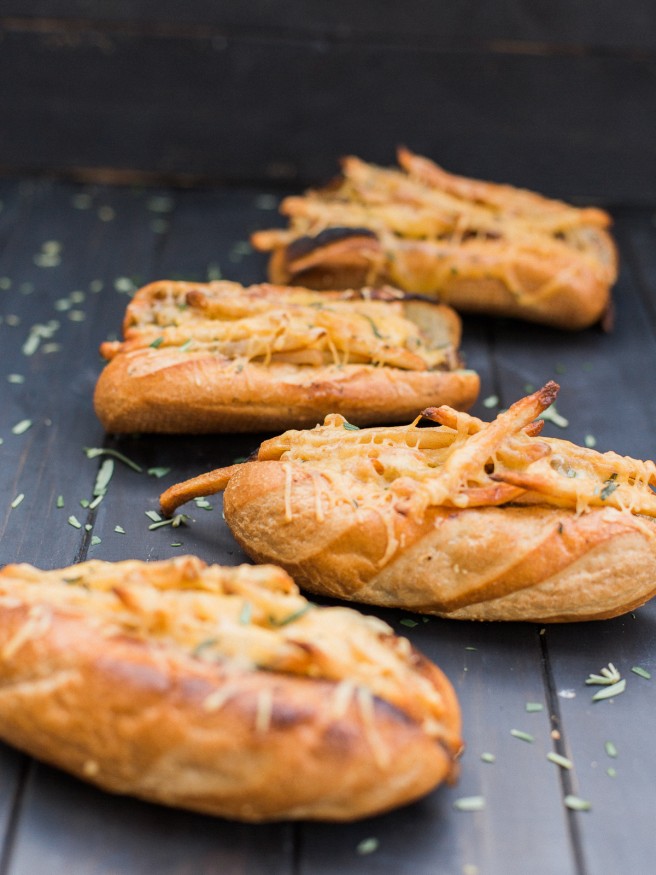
[160,465,243,517]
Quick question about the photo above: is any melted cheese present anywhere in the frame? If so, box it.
[105,281,452,373]
[260,393,656,521]
[0,557,448,735]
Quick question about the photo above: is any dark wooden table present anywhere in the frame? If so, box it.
[1,178,655,875]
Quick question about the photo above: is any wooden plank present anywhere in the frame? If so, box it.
[0,27,655,200]
[127,189,578,875]
[5,1,656,48]
[471,209,656,874]
[0,183,297,874]
[540,210,656,875]
[300,618,578,875]
[8,762,292,875]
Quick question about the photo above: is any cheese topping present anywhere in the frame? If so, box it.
[100,280,455,374]
[252,149,616,301]
[257,383,656,521]
[0,557,450,736]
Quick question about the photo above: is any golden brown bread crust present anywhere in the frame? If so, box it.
[223,463,656,622]
[162,384,656,622]
[253,150,618,330]
[94,280,478,433]
[0,557,461,821]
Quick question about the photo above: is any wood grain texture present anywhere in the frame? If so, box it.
[0,21,655,199]
[2,181,656,872]
[4,0,656,47]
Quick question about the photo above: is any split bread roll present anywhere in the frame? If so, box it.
[94,279,479,433]
[161,382,656,623]
[0,556,461,821]
[252,148,618,330]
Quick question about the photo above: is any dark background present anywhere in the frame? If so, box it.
[1,0,655,201]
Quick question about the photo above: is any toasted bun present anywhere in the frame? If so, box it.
[223,463,656,622]
[162,384,656,623]
[253,150,617,330]
[94,280,478,433]
[0,557,461,821]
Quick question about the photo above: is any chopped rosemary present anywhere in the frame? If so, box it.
[194,498,213,510]
[356,838,379,855]
[178,339,193,352]
[564,795,591,812]
[10,493,24,509]
[480,752,496,764]
[600,473,619,501]
[89,494,103,509]
[83,447,142,473]
[149,336,164,348]
[12,419,33,435]
[592,679,626,701]
[465,646,477,651]
[148,513,188,530]
[584,434,597,449]
[170,542,182,547]
[114,525,126,534]
[547,752,573,770]
[343,422,360,431]
[145,510,162,523]
[539,404,569,428]
[239,601,253,625]
[364,314,383,339]
[585,662,621,685]
[631,665,651,679]
[400,618,419,628]
[114,277,136,294]
[90,536,102,546]
[93,458,115,497]
[85,524,92,532]
[56,495,64,508]
[453,796,485,812]
[7,373,25,384]
[605,741,618,758]
[510,729,534,743]
[525,702,544,713]
[482,394,499,408]
[68,515,82,529]
[80,499,90,508]
[270,604,311,627]
[147,467,171,478]
[607,767,617,778]
[192,637,218,657]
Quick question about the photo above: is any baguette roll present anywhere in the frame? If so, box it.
[0,557,461,821]
[161,383,656,622]
[252,149,617,330]
[94,280,478,433]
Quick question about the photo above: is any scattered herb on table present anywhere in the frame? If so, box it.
[510,729,535,743]
[453,796,485,812]
[585,663,621,685]
[525,702,544,713]
[84,447,142,473]
[480,752,496,764]
[547,752,573,770]
[564,795,591,812]
[631,665,651,680]
[68,515,82,529]
[605,741,618,758]
[12,419,33,435]
[114,525,126,534]
[592,679,626,702]
[482,394,499,408]
[10,493,24,509]
[148,467,171,478]
[356,837,379,855]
